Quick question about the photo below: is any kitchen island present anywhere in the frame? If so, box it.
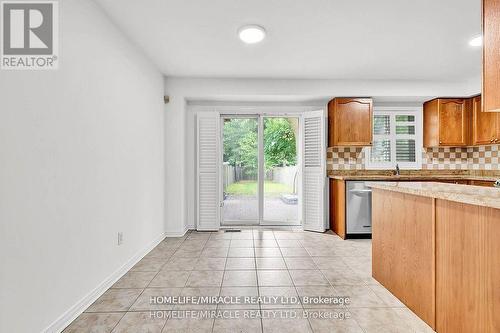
[368,182,500,333]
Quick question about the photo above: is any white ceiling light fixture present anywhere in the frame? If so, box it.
[469,35,483,47]
[238,25,266,44]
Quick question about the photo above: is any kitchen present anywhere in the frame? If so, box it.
[327,1,500,331]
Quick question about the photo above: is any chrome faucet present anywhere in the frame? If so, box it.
[394,164,400,176]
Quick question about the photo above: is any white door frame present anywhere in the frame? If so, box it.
[219,113,302,226]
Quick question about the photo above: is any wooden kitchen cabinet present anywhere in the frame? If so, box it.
[483,0,500,112]
[329,179,346,239]
[472,95,499,144]
[328,98,373,147]
[423,98,470,147]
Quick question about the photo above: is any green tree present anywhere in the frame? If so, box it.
[223,118,297,177]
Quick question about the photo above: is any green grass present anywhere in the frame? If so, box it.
[226,181,293,196]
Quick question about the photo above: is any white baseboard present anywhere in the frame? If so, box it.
[165,225,189,238]
[43,232,167,333]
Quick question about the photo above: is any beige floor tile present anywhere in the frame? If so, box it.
[393,308,435,333]
[273,232,303,240]
[261,309,312,332]
[259,287,301,309]
[253,231,276,240]
[253,239,278,248]
[230,232,254,239]
[350,308,414,333]
[295,286,345,309]
[225,257,256,270]
[255,258,287,270]
[333,285,386,308]
[230,239,254,247]
[111,311,166,333]
[129,288,182,311]
[223,270,258,287]
[131,258,167,272]
[162,315,214,333]
[369,285,405,307]
[205,240,231,247]
[284,257,318,270]
[303,247,336,257]
[228,247,255,258]
[289,270,329,286]
[213,311,262,333]
[311,257,347,270]
[170,249,202,258]
[321,268,366,286]
[186,270,224,287]
[145,247,176,259]
[174,287,220,310]
[257,270,292,286]
[280,248,310,257]
[86,289,143,312]
[165,257,197,271]
[277,240,302,248]
[194,257,226,270]
[255,248,282,258]
[218,287,259,309]
[149,270,190,288]
[201,247,229,258]
[112,271,157,289]
[305,309,363,333]
[63,313,124,333]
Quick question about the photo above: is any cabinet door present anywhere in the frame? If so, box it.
[333,98,373,146]
[483,0,500,112]
[438,99,468,146]
[473,96,498,145]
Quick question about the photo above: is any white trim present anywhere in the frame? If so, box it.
[365,106,423,170]
[44,232,167,333]
[165,227,189,237]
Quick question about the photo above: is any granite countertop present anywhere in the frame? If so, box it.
[367,181,500,210]
[328,174,499,181]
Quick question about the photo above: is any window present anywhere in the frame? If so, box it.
[365,108,422,169]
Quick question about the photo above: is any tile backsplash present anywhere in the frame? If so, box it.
[327,145,500,171]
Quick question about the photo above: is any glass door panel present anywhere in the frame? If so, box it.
[262,117,299,224]
[222,117,259,224]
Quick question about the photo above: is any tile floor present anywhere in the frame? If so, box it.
[64,229,435,333]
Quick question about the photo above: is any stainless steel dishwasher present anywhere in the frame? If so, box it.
[346,181,372,234]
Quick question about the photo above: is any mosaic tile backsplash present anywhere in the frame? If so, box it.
[327,145,500,171]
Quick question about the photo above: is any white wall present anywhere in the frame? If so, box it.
[0,1,165,332]
[164,76,480,233]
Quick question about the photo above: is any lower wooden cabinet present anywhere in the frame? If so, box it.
[329,179,346,239]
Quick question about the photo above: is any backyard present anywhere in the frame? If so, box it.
[225,180,293,197]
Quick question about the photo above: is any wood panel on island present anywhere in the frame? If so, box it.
[371,185,500,333]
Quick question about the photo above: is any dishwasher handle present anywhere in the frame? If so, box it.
[349,189,372,195]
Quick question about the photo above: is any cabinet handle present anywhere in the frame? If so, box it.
[495,138,499,143]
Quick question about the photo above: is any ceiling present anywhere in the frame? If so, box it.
[96,0,481,81]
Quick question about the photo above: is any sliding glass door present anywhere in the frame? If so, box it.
[221,115,300,226]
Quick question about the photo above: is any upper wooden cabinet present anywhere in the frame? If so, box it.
[328,98,373,147]
[483,0,500,112]
[423,98,470,147]
[472,95,500,144]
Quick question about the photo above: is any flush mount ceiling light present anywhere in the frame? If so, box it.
[238,25,266,44]
[469,35,483,47]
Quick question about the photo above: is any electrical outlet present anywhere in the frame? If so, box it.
[117,232,123,245]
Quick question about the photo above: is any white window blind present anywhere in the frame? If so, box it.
[366,109,422,169]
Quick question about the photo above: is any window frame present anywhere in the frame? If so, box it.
[365,106,423,170]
